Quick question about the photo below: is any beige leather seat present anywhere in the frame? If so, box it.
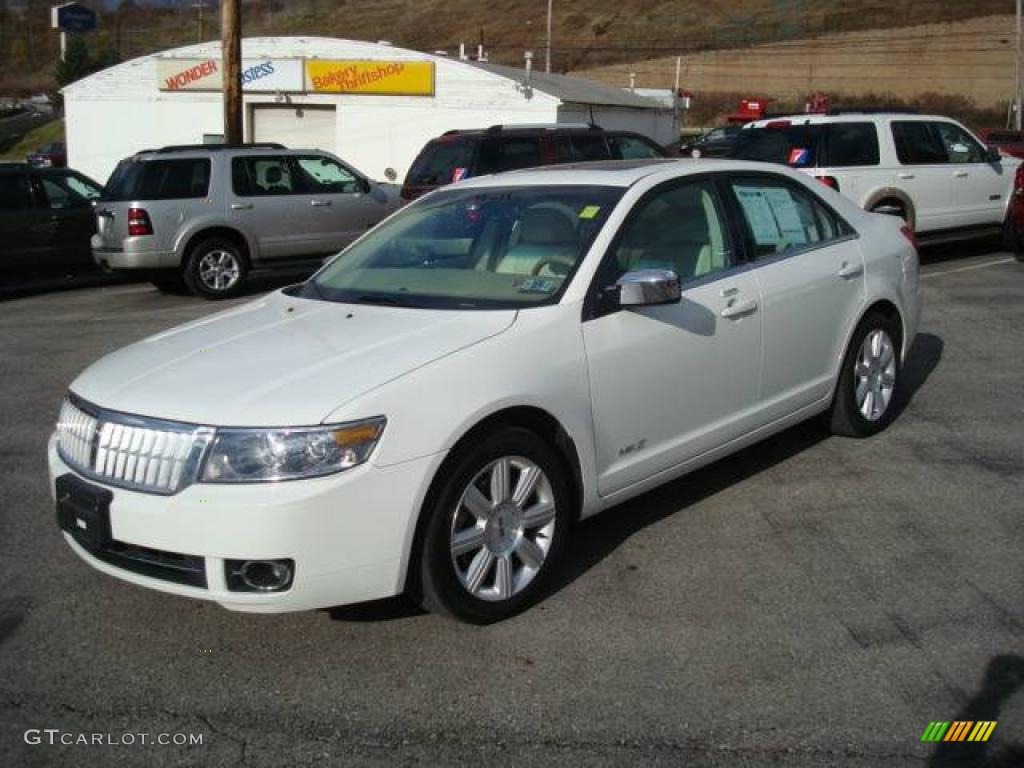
[497,208,580,276]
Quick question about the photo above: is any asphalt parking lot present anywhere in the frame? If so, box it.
[1,247,1021,767]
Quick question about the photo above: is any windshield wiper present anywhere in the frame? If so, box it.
[353,294,419,307]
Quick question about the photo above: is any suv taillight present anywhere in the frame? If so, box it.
[127,207,153,237]
[815,175,840,191]
[1014,164,1024,197]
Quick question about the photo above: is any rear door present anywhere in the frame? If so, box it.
[889,120,955,233]
[725,173,865,420]
[0,167,49,277]
[293,154,394,251]
[475,137,544,176]
[227,154,325,261]
[932,120,1011,228]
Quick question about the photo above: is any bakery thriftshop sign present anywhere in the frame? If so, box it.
[156,58,434,97]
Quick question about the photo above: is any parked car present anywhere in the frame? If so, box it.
[51,159,920,622]
[0,163,103,284]
[731,113,1024,255]
[92,143,401,299]
[26,142,67,168]
[977,128,1024,160]
[679,125,741,158]
[401,124,666,201]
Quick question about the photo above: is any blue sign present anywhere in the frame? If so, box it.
[52,3,97,33]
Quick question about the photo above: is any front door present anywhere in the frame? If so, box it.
[889,120,955,233]
[583,178,763,496]
[293,154,387,251]
[933,120,1011,228]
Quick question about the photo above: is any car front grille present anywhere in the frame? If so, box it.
[57,397,213,495]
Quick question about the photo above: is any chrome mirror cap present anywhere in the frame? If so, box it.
[616,269,682,307]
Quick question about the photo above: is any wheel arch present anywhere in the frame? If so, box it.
[178,226,254,268]
[863,188,916,231]
[401,405,585,596]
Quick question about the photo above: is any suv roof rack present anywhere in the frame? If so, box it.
[149,142,287,153]
[825,107,919,116]
[485,123,601,132]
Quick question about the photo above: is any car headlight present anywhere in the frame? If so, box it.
[200,417,386,483]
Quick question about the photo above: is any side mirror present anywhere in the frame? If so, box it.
[358,177,372,194]
[986,146,1003,164]
[615,269,681,307]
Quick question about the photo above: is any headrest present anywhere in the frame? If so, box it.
[518,208,578,246]
[265,165,284,184]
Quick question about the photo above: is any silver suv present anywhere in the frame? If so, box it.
[92,144,401,298]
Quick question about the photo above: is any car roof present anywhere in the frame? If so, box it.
[745,112,955,128]
[429,125,645,141]
[447,158,794,190]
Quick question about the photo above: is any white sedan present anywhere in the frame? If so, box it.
[49,159,921,623]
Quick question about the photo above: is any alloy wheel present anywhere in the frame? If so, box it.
[449,456,557,602]
[854,329,896,421]
[198,250,241,292]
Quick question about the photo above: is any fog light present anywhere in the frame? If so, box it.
[226,559,294,592]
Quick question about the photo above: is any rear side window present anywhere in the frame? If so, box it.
[555,134,612,162]
[104,158,211,200]
[608,134,664,159]
[891,121,948,164]
[825,123,879,167]
[476,138,544,175]
[731,125,824,168]
[405,138,475,186]
[729,177,845,258]
[0,172,34,210]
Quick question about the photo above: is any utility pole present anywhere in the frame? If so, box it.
[545,0,553,73]
[222,0,242,145]
[193,1,207,44]
[1017,0,1022,130]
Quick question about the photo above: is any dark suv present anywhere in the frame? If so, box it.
[401,124,666,201]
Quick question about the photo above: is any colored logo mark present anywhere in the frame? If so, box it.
[788,148,810,166]
[921,721,997,743]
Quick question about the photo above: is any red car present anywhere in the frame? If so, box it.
[25,142,67,168]
[977,129,1024,160]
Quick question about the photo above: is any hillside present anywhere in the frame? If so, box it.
[0,0,1012,94]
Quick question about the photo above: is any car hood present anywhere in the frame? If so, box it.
[70,290,517,426]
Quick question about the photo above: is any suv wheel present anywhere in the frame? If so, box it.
[183,238,248,299]
[829,311,902,438]
[415,427,571,623]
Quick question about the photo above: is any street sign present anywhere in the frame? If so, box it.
[51,3,97,33]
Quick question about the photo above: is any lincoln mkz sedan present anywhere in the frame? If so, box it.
[49,159,921,622]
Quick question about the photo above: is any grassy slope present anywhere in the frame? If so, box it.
[0,119,65,162]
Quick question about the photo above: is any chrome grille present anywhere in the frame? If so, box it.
[56,397,212,495]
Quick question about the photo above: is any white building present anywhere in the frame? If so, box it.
[63,37,675,184]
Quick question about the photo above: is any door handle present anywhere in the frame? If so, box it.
[838,261,864,279]
[719,286,739,298]
[720,299,758,319]
[311,199,332,207]
[897,172,915,180]
[231,203,253,210]
[953,170,969,178]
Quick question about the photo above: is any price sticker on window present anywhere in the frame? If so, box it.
[579,205,601,219]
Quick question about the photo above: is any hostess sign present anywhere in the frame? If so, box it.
[157,58,304,92]
[156,57,434,96]
[306,60,434,95]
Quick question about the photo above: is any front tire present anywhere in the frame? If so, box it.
[829,312,902,438]
[1002,214,1024,260]
[183,238,247,299]
[415,427,572,623]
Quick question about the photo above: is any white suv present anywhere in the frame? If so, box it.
[735,112,1024,254]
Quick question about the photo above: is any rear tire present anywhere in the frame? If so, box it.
[829,311,902,438]
[183,238,247,299]
[415,426,572,623]
[1002,214,1024,260]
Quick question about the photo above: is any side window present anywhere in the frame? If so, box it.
[933,122,986,164]
[0,173,34,210]
[826,123,880,167]
[40,178,79,209]
[730,177,843,258]
[238,156,299,196]
[58,173,102,201]
[609,134,664,159]
[612,180,733,284]
[891,121,948,165]
[554,135,611,163]
[295,156,361,194]
[476,138,543,175]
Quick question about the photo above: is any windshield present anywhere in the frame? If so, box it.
[302,185,624,309]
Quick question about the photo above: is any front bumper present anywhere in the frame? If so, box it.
[47,434,440,612]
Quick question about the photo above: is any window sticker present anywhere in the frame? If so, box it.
[452,167,468,182]
[734,187,782,245]
[518,277,558,293]
[579,205,601,219]
[734,186,809,248]
[762,188,808,245]
[788,148,810,166]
